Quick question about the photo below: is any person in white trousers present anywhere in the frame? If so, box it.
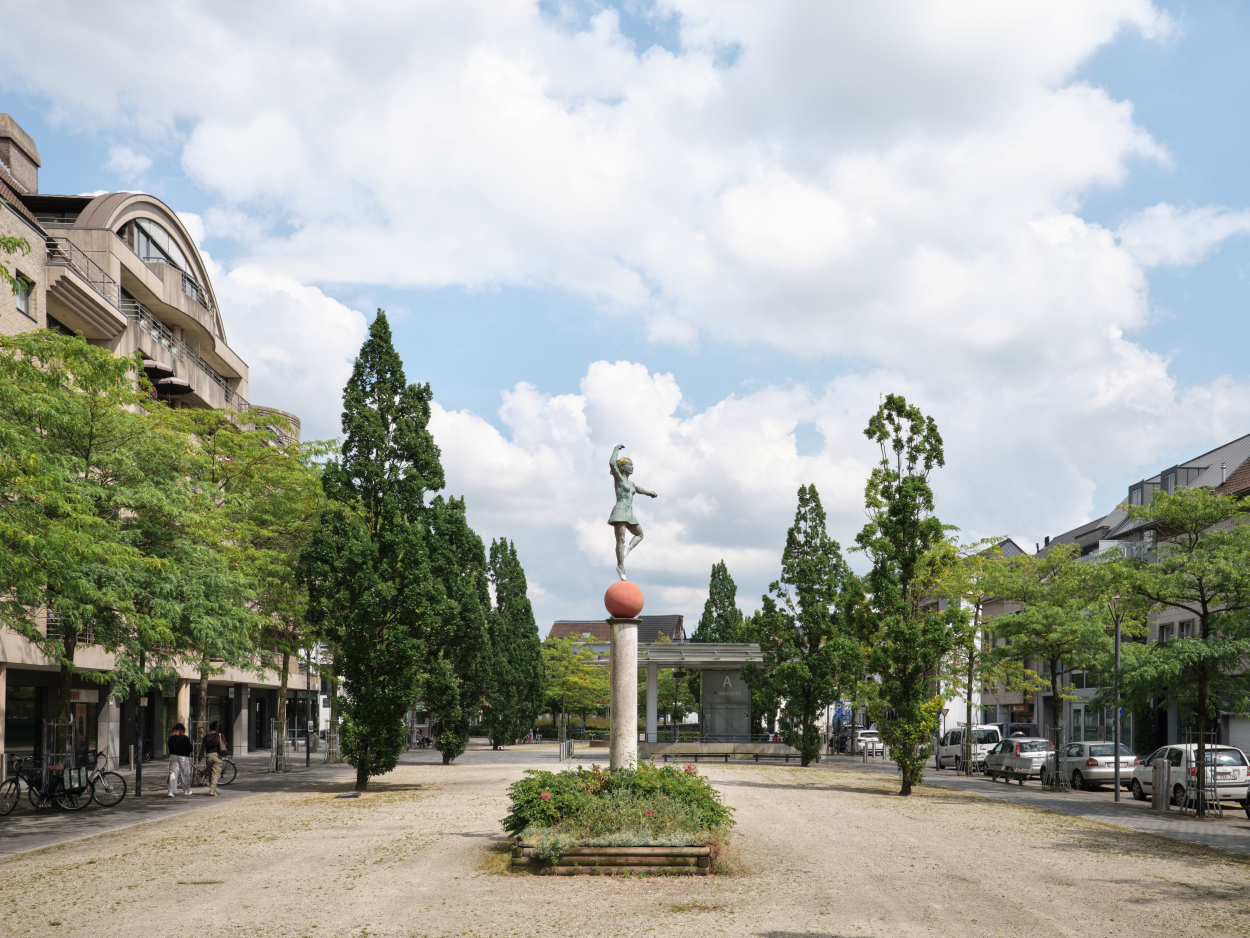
[167,723,194,797]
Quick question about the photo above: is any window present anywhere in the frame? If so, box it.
[1163,472,1176,495]
[1167,748,1183,767]
[1179,621,1194,638]
[15,275,32,318]
[1158,624,1172,644]
[1130,486,1142,506]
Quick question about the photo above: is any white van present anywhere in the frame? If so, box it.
[935,725,1002,771]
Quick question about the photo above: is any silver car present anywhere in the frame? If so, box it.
[985,737,1055,784]
[1129,744,1250,806]
[1050,741,1137,790]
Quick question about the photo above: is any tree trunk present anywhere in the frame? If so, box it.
[442,747,453,765]
[1049,657,1062,788]
[355,760,369,792]
[277,650,291,750]
[197,657,209,734]
[56,626,78,758]
[1196,666,1209,818]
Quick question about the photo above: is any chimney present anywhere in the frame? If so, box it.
[1221,461,1227,485]
[1044,535,1050,546]
[0,114,41,194]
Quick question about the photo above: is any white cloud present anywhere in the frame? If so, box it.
[1116,203,1250,268]
[105,145,151,180]
[208,264,368,442]
[8,1,1250,625]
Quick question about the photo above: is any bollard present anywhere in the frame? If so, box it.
[1152,759,1168,810]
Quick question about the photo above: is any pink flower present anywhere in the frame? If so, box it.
[540,792,552,801]
[683,763,696,774]
[643,809,653,817]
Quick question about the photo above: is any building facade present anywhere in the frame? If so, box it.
[1030,431,1250,754]
[0,113,308,771]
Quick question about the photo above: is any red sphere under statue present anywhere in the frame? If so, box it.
[604,580,644,619]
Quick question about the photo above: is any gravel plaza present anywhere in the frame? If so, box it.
[4,743,1250,938]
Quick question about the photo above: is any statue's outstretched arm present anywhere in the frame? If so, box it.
[635,485,658,498]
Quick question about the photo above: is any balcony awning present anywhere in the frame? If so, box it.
[142,358,174,377]
[157,377,192,395]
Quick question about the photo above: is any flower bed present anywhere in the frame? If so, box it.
[502,763,733,875]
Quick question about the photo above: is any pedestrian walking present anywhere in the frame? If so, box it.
[167,723,193,797]
[202,720,229,796]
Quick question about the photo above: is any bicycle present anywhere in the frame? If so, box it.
[0,757,91,812]
[191,757,237,788]
[83,750,127,808]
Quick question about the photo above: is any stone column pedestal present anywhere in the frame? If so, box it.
[608,617,639,770]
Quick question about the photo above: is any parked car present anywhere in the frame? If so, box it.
[1046,741,1137,790]
[989,722,1040,740]
[855,730,884,754]
[934,725,1002,771]
[985,737,1055,784]
[1128,744,1250,807]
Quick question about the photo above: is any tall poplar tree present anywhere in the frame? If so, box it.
[301,311,448,791]
[744,485,863,766]
[687,560,748,706]
[856,395,958,795]
[481,538,546,749]
[424,495,493,764]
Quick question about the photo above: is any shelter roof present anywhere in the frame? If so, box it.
[549,615,685,644]
[588,642,764,669]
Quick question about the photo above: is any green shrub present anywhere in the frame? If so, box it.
[501,762,734,837]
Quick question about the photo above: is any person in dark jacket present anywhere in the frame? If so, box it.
[202,721,229,796]
[167,723,194,797]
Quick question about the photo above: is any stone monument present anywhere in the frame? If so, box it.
[605,445,656,770]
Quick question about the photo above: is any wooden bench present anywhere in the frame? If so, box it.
[655,751,818,764]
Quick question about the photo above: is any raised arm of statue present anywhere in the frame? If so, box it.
[610,444,626,482]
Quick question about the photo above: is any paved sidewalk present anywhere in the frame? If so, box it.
[0,739,558,858]
[0,753,355,857]
[822,753,1250,856]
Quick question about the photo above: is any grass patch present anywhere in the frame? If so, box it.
[669,902,724,913]
[503,763,734,863]
[176,880,224,885]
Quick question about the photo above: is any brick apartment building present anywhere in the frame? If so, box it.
[0,113,311,770]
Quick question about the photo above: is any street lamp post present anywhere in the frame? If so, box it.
[1108,596,1124,803]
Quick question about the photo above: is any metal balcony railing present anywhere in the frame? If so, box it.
[46,237,120,309]
[120,297,249,412]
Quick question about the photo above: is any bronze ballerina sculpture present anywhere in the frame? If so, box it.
[608,444,658,580]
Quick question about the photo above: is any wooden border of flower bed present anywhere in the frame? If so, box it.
[511,845,712,875]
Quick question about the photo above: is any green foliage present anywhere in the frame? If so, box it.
[543,635,609,722]
[501,763,734,844]
[856,394,956,794]
[0,232,29,295]
[744,484,863,765]
[302,311,450,790]
[1111,487,1250,812]
[481,538,546,749]
[639,662,698,726]
[990,545,1116,739]
[693,560,746,642]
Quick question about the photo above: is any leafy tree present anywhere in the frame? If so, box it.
[1,232,29,295]
[542,636,607,729]
[1113,488,1250,815]
[856,395,958,795]
[165,407,329,735]
[743,484,863,766]
[481,538,546,749]
[931,538,1015,771]
[0,330,188,725]
[991,545,1114,755]
[301,311,448,791]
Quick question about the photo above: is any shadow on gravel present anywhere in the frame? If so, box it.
[758,932,874,937]
[714,776,983,805]
[1044,821,1250,873]
[294,780,426,794]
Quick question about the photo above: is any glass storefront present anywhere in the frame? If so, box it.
[5,685,42,759]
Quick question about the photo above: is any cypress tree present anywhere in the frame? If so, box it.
[693,561,746,642]
[425,495,493,764]
[481,539,546,749]
[301,311,448,791]
[743,485,863,766]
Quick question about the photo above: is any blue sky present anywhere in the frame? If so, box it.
[4,1,1248,625]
